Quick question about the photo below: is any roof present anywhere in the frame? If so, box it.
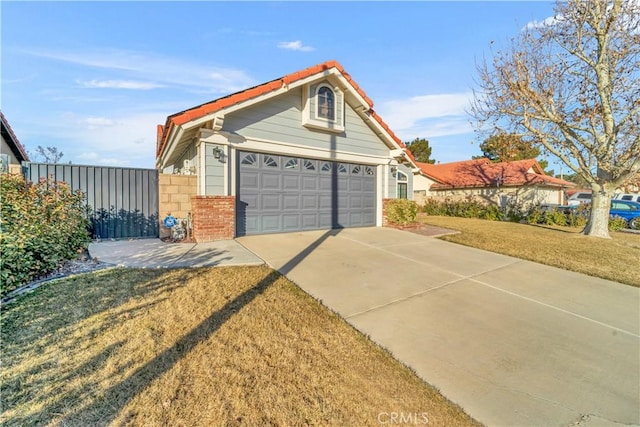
[0,111,30,162]
[156,60,416,167]
[417,158,575,189]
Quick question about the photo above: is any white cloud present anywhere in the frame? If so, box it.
[523,15,561,30]
[81,116,116,128]
[277,40,314,52]
[23,48,257,94]
[377,92,474,140]
[78,79,164,90]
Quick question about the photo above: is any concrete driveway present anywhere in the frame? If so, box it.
[238,227,640,427]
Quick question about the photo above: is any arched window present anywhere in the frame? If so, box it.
[317,86,335,120]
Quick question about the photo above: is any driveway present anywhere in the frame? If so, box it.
[238,227,640,427]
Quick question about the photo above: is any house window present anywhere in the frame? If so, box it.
[397,171,408,199]
[284,158,299,169]
[263,155,278,168]
[317,86,335,120]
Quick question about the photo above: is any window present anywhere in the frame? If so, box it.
[365,166,375,176]
[397,171,408,199]
[317,86,335,120]
[284,158,299,169]
[337,164,347,174]
[263,155,278,168]
[240,153,257,166]
[303,160,316,171]
[351,165,361,175]
[302,83,345,132]
[321,162,332,172]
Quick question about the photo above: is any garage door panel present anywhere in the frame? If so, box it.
[261,215,281,232]
[301,194,318,209]
[283,194,299,209]
[261,194,281,210]
[302,176,318,190]
[302,214,318,229]
[262,173,280,189]
[240,171,259,189]
[283,174,300,190]
[237,151,376,235]
[282,214,300,230]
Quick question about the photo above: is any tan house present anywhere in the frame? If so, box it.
[1,111,29,174]
[413,158,575,209]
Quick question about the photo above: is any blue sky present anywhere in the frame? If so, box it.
[2,1,556,169]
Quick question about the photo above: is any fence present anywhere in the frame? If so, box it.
[23,163,159,239]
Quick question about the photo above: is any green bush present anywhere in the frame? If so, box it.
[543,209,568,226]
[0,173,90,297]
[386,199,418,225]
[526,206,544,224]
[608,216,628,231]
[481,204,503,221]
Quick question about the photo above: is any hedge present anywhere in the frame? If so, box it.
[0,173,90,297]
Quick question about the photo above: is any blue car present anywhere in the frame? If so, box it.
[610,200,640,229]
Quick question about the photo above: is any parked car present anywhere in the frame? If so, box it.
[567,191,592,206]
[610,199,640,229]
[614,193,640,203]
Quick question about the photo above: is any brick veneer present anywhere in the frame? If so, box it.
[191,196,235,242]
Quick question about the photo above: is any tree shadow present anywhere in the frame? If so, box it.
[91,207,159,240]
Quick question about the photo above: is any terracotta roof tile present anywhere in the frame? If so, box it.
[157,60,401,161]
[418,158,575,189]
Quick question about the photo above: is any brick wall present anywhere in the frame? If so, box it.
[158,174,198,238]
[191,196,235,242]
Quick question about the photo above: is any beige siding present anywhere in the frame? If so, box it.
[1,134,21,164]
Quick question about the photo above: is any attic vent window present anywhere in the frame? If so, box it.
[302,82,345,133]
[317,86,335,120]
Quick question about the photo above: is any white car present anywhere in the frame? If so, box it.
[567,191,592,206]
[615,193,640,203]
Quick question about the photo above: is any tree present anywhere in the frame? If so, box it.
[35,146,64,163]
[473,133,550,170]
[471,0,640,238]
[406,138,436,164]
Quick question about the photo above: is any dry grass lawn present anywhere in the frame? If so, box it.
[418,214,640,287]
[1,266,480,426]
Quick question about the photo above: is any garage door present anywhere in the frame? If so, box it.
[236,151,376,236]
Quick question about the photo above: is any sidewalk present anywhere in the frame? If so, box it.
[89,239,264,268]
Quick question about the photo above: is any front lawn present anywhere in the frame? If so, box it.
[418,214,640,287]
[1,266,480,426]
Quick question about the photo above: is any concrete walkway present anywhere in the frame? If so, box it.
[89,239,263,268]
[238,227,640,427]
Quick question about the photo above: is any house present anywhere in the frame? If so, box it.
[1,111,30,174]
[156,61,417,241]
[413,158,575,209]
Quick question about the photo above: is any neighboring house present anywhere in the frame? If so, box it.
[156,61,417,241]
[413,158,575,209]
[0,111,30,174]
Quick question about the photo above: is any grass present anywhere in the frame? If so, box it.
[1,266,480,426]
[418,214,640,287]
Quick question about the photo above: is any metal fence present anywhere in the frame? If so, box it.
[23,163,159,239]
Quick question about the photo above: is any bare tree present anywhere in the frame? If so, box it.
[471,0,640,238]
[35,146,64,163]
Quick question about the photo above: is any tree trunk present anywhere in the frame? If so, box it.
[582,187,613,238]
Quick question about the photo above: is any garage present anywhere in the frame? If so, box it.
[236,151,376,236]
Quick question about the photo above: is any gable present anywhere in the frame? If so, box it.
[223,86,390,157]
[156,61,417,170]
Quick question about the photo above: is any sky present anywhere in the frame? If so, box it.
[1,1,558,169]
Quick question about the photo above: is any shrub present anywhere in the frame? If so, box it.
[386,199,418,225]
[481,204,503,221]
[0,173,90,297]
[526,206,544,224]
[543,209,568,226]
[608,216,627,231]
